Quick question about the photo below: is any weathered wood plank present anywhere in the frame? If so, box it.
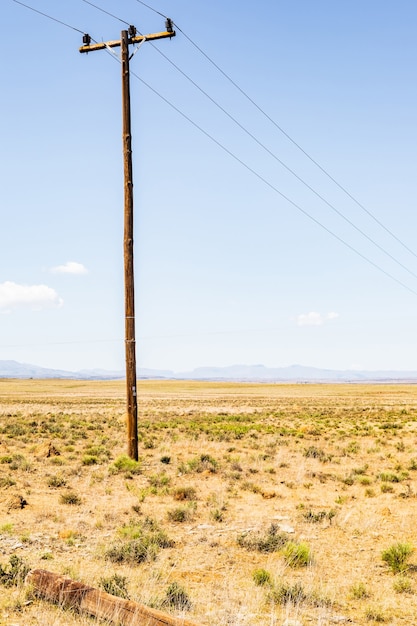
[26,570,200,626]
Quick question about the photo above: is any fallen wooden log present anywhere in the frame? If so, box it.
[26,569,201,626]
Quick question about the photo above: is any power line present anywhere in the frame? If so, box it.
[147,43,417,282]
[133,0,167,19]
[80,0,130,26]
[11,0,417,297]
[12,0,86,34]
[78,0,417,283]
[127,67,417,298]
[77,0,417,282]
[133,0,417,261]
[171,22,417,262]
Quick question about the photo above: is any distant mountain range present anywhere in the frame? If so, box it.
[1,360,417,383]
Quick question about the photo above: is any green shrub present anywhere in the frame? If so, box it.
[162,582,191,610]
[237,524,288,553]
[82,455,99,466]
[173,486,197,501]
[268,581,307,605]
[167,506,194,523]
[148,473,171,488]
[99,573,130,599]
[350,582,370,599]
[282,541,312,567]
[0,555,30,587]
[252,568,272,586]
[60,491,82,505]
[381,542,414,574]
[47,474,67,488]
[393,576,413,594]
[109,455,141,475]
[106,518,174,564]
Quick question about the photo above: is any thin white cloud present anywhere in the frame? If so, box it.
[0,281,63,312]
[51,261,88,275]
[296,311,339,327]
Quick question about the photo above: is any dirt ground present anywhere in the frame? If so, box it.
[1,379,417,625]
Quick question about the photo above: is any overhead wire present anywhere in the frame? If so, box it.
[12,0,86,33]
[147,42,417,282]
[80,0,130,26]
[128,68,417,298]
[133,0,417,262]
[80,1,417,283]
[10,0,417,298]
[87,1,417,282]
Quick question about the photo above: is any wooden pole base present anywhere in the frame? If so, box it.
[26,569,200,626]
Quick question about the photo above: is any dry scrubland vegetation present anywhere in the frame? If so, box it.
[1,381,417,625]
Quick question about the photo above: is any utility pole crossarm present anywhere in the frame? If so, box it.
[79,30,175,53]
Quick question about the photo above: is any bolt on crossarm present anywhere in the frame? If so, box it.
[79,22,176,460]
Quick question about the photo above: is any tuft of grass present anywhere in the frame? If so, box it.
[47,474,67,488]
[0,555,30,587]
[82,454,99,466]
[237,524,288,553]
[365,607,388,622]
[106,518,174,564]
[99,573,130,599]
[109,455,141,475]
[282,541,312,567]
[148,473,171,488]
[303,509,336,523]
[268,581,307,605]
[252,568,272,586]
[350,582,371,599]
[381,542,414,574]
[60,491,82,505]
[393,576,413,594]
[172,486,197,501]
[162,582,191,611]
[167,505,194,523]
[180,454,218,474]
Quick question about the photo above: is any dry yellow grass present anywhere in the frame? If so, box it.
[1,380,417,625]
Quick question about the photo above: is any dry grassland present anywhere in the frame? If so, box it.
[1,379,417,625]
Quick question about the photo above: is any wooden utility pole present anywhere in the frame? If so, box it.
[80,23,175,460]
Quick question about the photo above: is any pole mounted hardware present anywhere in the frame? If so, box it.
[79,24,176,460]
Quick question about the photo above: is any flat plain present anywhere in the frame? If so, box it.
[1,379,417,625]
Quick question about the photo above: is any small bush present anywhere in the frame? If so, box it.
[106,518,174,564]
[365,607,387,622]
[160,456,171,464]
[162,582,191,610]
[268,581,307,605]
[237,524,288,553]
[393,576,413,594]
[378,472,400,483]
[110,455,141,475]
[0,555,30,587]
[350,582,370,599]
[167,506,194,523]
[381,542,414,574]
[47,474,67,488]
[282,541,312,567]
[380,483,394,494]
[82,455,99,466]
[148,473,171,488]
[303,509,335,523]
[99,573,130,599]
[252,568,272,586]
[173,486,197,501]
[60,491,82,505]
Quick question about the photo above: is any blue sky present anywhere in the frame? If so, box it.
[2,0,417,373]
